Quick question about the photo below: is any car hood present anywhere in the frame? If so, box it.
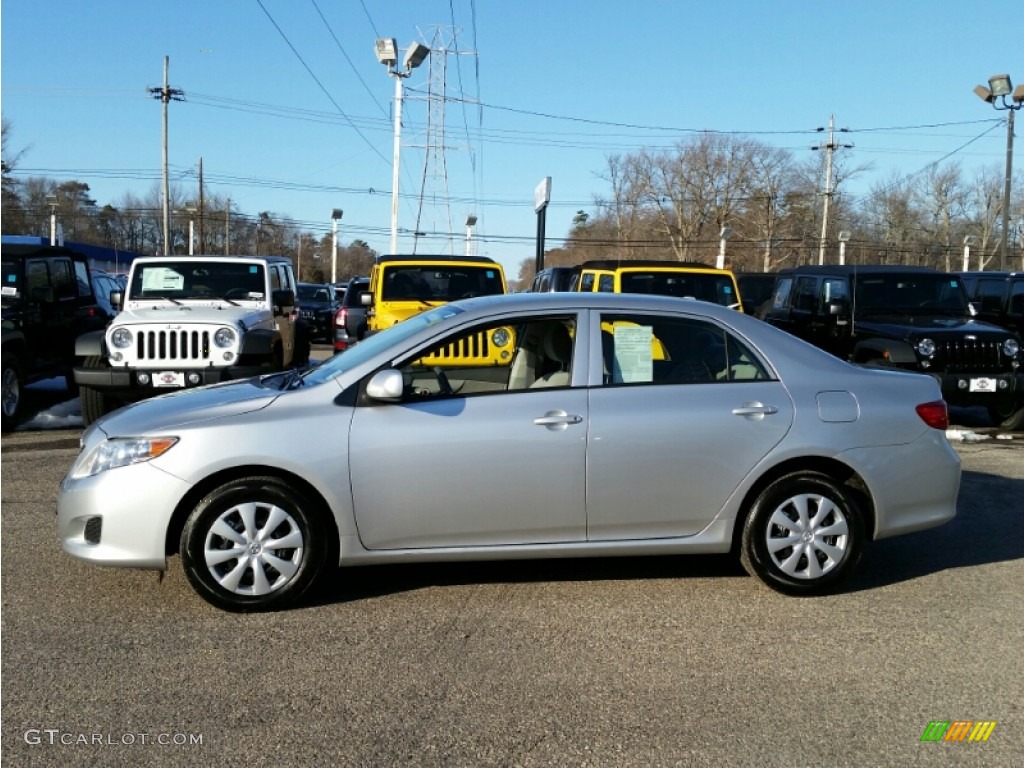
[95,377,280,437]
[855,315,1012,339]
[117,304,266,326]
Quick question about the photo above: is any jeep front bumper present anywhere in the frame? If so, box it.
[74,363,269,400]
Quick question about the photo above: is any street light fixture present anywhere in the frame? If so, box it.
[837,230,851,265]
[974,72,1024,271]
[375,38,430,254]
[716,226,733,270]
[331,208,344,284]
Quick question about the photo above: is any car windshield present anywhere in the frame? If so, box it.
[302,303,466,386]
[854,274,968,314]
[619,271,738,307]
[129,261,267,301]
[381,266,504,301]
[297,285,331,302]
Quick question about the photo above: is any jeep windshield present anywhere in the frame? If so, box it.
[381,266,504,302]
[300,303,466,387]
[854,275,969,315]
[128,261,267,302]
[619,271,739,308]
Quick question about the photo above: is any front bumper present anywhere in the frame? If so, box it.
[931,369,1023,407]
[58,460,192,569]
[74,363,268,401]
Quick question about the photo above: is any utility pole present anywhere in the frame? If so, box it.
[812,115,852,265]
[148,56,184,255]
[224,197,231,255]
[198,157,204,254]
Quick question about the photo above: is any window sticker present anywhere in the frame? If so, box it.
[486,270,495,278]
[141,268,185,291]
[249,266,258,273]
[613,325,653,384]
[1,286,17,296]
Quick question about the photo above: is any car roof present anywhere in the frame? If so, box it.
[453,290,746,320]
[578,259,723,271]
[1,244,91,261]
[778,265,945,276]
[131,254,294,265]
[376,254,498,265]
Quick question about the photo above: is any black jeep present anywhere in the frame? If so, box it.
[762,265,1024,429]
[2,244,107,431]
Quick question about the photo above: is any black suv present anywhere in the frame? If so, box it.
[296,282,339,342]
[762,265,1024,429]
[956,271,1024,339]
[2,244,107,431]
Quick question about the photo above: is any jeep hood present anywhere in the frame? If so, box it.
[117,303,267,326]
[856,315,1011,338]
[94,378,279,436]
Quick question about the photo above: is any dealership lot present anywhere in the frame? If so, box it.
[1,416,1022,766]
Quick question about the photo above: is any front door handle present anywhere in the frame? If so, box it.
[533,410,583,430]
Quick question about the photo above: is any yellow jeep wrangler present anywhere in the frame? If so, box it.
[574,259,744,311]
[360,254,509,366]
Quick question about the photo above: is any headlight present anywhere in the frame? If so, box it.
[214,327,236,348]
[916,338,936,357]
[111,328,133,348]
[71,437,179,479]
[1004,339,1020,357]
[491,327,512,347]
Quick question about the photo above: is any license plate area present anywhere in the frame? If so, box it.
[153,371,185,388]
[969,377,997,393]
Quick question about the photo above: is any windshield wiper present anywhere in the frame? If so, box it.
[215,295,241,306]
[144,295,183,305]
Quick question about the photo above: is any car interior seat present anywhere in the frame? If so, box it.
[529,323,572,388]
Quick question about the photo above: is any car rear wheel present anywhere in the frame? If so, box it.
[180,476,329,612]
[1,357,24,433]
[740,472,865,596]
[79,356,116,426]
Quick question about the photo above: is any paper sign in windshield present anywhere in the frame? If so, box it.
[612,325,653,384]
[141,268,185,291]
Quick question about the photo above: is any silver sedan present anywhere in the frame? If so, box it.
[58,293,960,611]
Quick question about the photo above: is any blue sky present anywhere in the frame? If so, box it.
[2,0,1021,276]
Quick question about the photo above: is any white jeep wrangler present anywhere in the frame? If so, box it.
[74,255,310,425]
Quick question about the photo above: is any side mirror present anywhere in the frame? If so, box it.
[828,298,850,317]
[272,289,295,308]
[359,291,373,307]
[110,290,123,311]
[365,369,404,402]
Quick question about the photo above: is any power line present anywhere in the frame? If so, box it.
[310,0,390,118]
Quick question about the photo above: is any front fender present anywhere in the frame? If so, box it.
[75,330,107,357]
[239,328,280,358]
[853,339,917,364]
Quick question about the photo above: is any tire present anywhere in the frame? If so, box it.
[180,476,329,612]
[740,472,865,596]
[292,327,311,368]
[79,356,116,427]
[988,401,1024,431]
[1,356,24,433]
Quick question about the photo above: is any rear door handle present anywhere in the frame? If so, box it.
[533,410,583,430]
[732,403,779,418]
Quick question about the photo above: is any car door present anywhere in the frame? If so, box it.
[585,310,794,540]
[349,312,589,550]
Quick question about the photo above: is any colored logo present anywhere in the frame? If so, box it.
[920,721,996,742]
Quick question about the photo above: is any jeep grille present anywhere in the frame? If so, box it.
[421,331,498,367]
[936,339,1004,372]
[136,329,212,362]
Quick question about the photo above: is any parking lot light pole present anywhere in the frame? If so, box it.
[46,195,59,246]
[465,214,477,257]
[716,227,733,270]
[838,230,851,265]
[331,209,343,283]
[974,73,1024,271]
[962,235,979,271]
[375,38,430,254]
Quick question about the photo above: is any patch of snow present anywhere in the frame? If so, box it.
[945,429,990,442]
[18,398,84,430]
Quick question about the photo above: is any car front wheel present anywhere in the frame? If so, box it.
[180,476,330,612]
[740,472,865,596]
[79,356,116,426]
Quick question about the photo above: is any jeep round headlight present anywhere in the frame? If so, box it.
[491,327,512,347]
[214,327,236,348]
[111,328,133,348]
[916,338,936,357]
[1003,338,1020,357]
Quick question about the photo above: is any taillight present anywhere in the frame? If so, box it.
[335,307,348,326]
[915,400,949,430]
